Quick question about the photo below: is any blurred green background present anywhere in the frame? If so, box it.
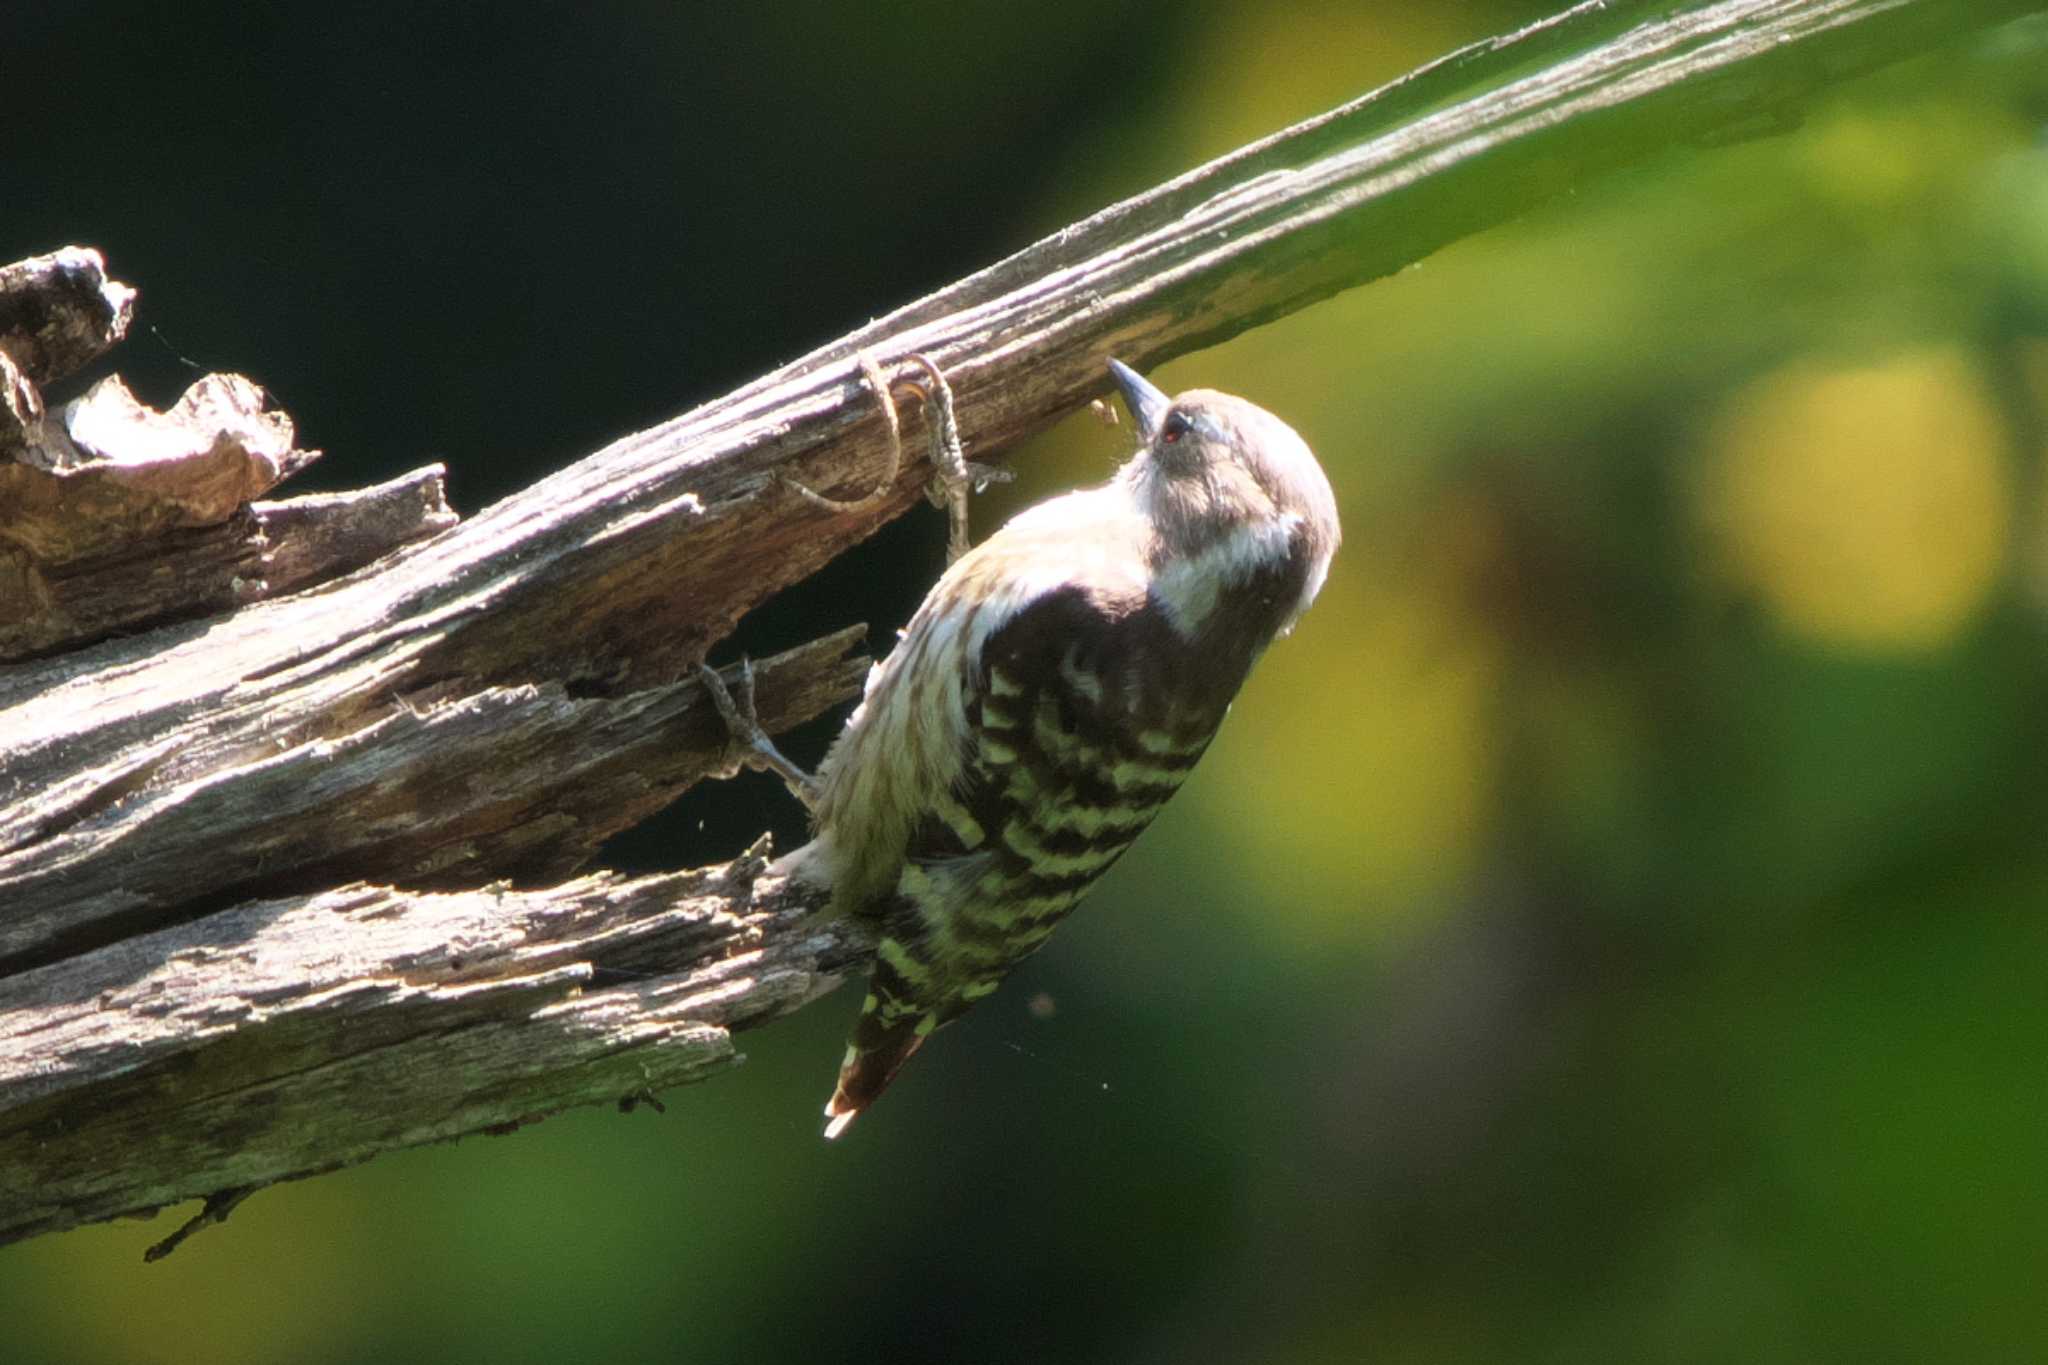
[7,2,2048,1362]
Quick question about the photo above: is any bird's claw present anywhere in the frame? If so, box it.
[781,351,997,565]
[697,659,820,809]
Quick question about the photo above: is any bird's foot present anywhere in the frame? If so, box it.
[696,658,820,811]
[893,352,1010,565]
[780,351,1008,565]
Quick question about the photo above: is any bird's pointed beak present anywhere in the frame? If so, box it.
[1107,358,1170,441]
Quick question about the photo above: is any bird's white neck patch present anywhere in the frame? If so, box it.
[1150,516,1299,637]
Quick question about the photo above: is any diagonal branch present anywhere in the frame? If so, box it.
[1,0,2038,1254]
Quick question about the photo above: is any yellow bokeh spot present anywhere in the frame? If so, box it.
[2023,339,2048,596]
[1799,109,1936,211]
[1698,347,2010,653]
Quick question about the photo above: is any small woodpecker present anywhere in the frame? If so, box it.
[708,357,1339,1137]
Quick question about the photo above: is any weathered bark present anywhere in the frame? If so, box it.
[0,848,871,1258]
[1,0,2038,1255]
[0,246,134,423]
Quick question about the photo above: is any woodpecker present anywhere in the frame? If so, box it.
[706,356,1339,1137]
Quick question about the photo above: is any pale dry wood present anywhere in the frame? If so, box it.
[0,321,419,660]
[1,448,456,664]
[1,0,2038,1255]
[0,248,136,473]
[0,628,869,966]
[0,247,134,392]
[0,849,870,1252]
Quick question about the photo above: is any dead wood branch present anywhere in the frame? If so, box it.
[1,0,2038,1254]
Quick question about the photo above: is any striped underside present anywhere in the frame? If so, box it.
[825,576,1276,1121]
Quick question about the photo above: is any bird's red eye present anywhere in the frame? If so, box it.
[1160,411,1191,444]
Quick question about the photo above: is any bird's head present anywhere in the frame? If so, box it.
[1107,358,1340,602]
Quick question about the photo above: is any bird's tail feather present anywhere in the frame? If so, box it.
[822,1028,925,1139]
[821,958,932,1139]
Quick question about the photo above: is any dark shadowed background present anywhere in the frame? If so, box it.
[6,2,2048,1362]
